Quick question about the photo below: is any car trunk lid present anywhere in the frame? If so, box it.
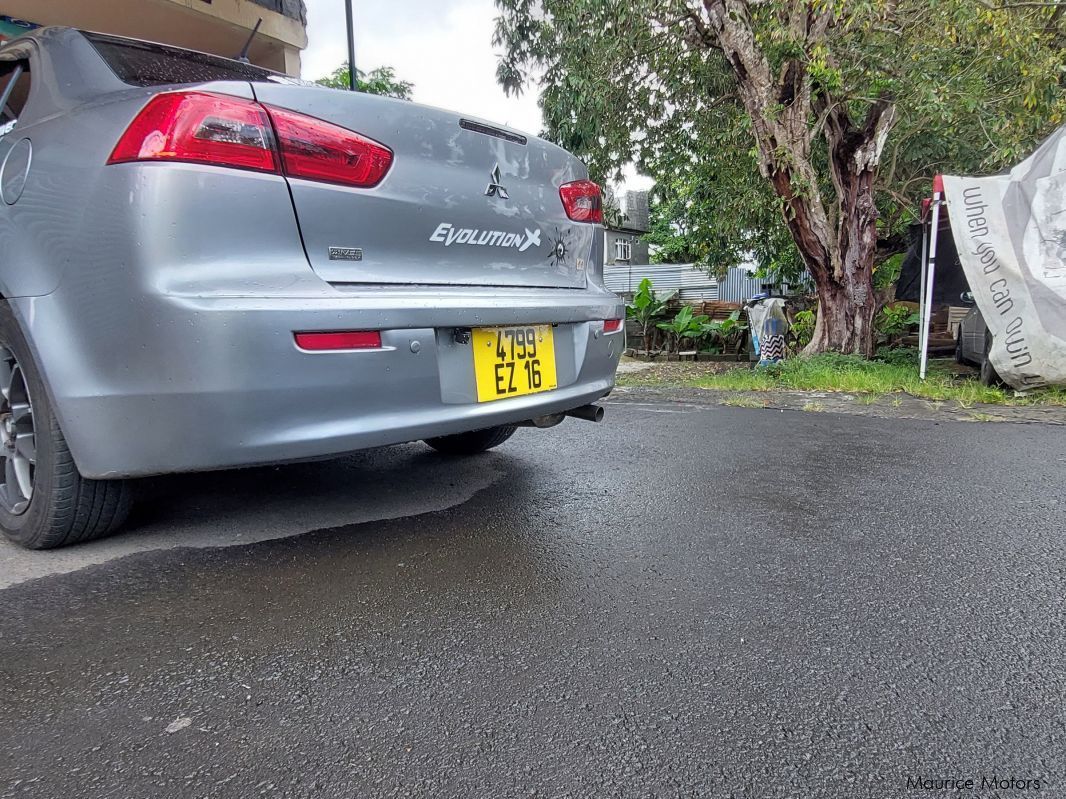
[251,84,596,289]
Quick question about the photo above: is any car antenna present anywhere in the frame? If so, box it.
[235,18,263,63]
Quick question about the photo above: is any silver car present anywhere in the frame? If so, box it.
[955,293,1001,386]
[0,28,623,549]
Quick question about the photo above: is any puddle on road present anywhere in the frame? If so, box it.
[0,444,505,590]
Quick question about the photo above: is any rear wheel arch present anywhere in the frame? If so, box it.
[0,298,93,475]
[0,300,129,548]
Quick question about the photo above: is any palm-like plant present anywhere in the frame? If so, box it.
[626,278,677,356]
[657,305,710,353]
[700,310,748,354]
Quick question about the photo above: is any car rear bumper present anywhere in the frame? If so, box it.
[14,286,624,478]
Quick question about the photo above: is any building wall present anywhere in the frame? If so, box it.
[1,0,307,74]
[619,190,649,231]
[603,229,650,267]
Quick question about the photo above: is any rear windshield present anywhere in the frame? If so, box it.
[81,31,280,87]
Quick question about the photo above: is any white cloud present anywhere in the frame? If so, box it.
[302,0,542,135]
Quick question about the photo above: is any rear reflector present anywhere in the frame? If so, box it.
[108,91,393,189]
[267,105,393,188]
[559,179,603,224]
[294,331,383,351]
[603,319,623,333]
[108,92,278,172]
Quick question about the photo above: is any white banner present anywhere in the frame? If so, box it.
[944,127,1066,389]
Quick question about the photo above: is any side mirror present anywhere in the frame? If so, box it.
[960,291,975,306]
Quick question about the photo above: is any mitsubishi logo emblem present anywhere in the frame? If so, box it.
[484,163,509,199]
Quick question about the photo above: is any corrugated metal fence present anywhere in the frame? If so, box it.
[603,263,717,301]
[716,267,767,303]
[604,263,769,303]
[605,263,813,303]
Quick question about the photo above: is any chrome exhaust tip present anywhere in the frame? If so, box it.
[564,404,605,423]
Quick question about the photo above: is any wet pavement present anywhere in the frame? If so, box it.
[2,393,1065,798]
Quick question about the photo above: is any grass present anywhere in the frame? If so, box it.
[689,353,1066,407]
[721,395,768,408]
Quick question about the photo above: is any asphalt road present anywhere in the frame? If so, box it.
[2,393,1065,798]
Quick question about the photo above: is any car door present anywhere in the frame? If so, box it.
[961,308,984,363]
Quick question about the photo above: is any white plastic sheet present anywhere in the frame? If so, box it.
[944,128,1066,389]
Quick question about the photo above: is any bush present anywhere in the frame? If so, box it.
[790,309,816,351]
[875,305,921,345]
[875,346,919,367]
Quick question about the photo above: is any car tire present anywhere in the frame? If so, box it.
[979,331,1002,388]
[954,331,965,365]
[0,304,130,550]
[424,425,517,455]
[979,357,1002,387]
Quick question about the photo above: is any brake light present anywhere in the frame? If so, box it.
[294,331,383,351]
[108,91,393,189]
[267,106,392,188]
[108,92,277,172]
[559,179,603,223]
[603,319,623,333]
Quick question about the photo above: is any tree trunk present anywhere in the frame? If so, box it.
[800,100,896,357]
[700,0,897,358]
[806,269,878,357]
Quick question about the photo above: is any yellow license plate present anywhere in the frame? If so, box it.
[472,325,558,403]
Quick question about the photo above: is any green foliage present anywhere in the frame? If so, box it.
[617,355,1066,407]
[315,64,413,99]
[692,354,1023,405]
[875,346,920,367]
[790,309,816,351]
[657,305,710,351]
[876,305,921,344]
[645,183,709,266]
[874,253,905,293]
[652,306,749,353]
[700,310,748,353]
[625,278,677,355]
[493,0,1066,275]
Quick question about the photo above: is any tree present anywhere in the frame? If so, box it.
[315,64,413,99]
[493,0,1065,356]
[644,177,801,277]
[644,181,712,265]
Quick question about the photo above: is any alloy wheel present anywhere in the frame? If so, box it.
[0,344,35,515]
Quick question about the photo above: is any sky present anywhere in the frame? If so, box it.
[300,0,652,192]
[301,0,542,134]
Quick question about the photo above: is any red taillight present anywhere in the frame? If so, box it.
[559,179,603,224]
[603,319,623,333]
[108,92,277,172]
[267,106,392,188]
[108,91,393,189]
[294,331,383,351]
